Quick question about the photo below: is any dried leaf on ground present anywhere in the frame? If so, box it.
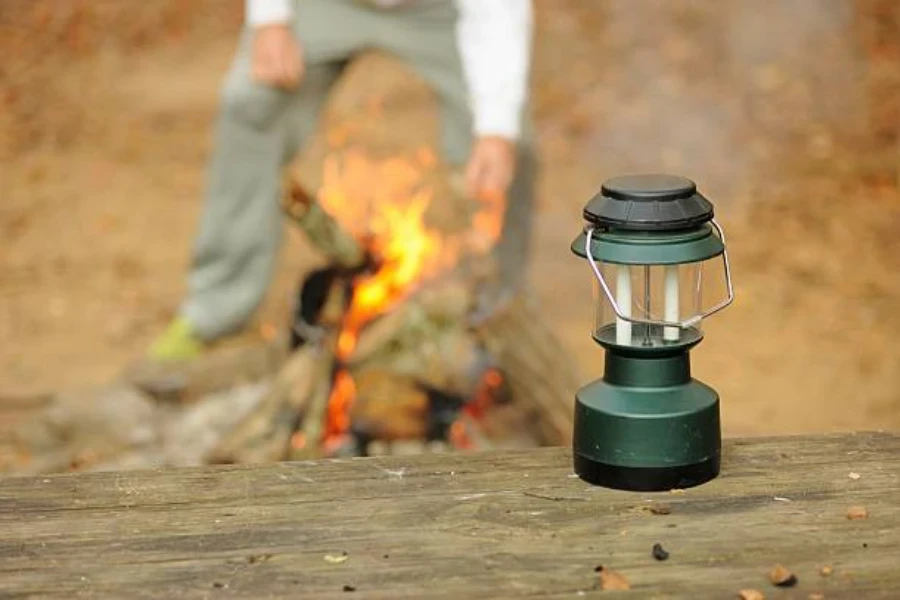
[596,566,631,590]
[632,503,672,516]
[846,505,869,520]
[769,564,798,587]
[247,553,274,564]
[848,472,861,480]
[325,552,349,564]
[737,590,765,600]
[820,565,833,576]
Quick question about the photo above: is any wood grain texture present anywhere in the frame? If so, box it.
[0,432,897,599]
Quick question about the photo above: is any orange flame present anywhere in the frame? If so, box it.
[315,147,507,451]
[323,370,356,443]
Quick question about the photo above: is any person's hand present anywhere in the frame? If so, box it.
[251,24,304,89]
[465,136,517,200]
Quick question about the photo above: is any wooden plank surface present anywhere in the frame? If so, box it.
[0,432,897,599]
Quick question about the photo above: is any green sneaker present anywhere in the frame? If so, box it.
[149,316,203,361]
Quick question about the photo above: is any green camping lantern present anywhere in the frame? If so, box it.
[571,174,734,491]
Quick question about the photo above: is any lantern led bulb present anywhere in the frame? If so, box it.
[615,266,632,345]
[664,266,680,342]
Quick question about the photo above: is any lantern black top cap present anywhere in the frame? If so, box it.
[584,174,715,232]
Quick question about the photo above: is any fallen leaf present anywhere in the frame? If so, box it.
[848,472,861,480]
[596,566,631,590]
[808,593,825,600]
[247,553,274,564]
[769,564,798,587]
[737,590,765,600]
[325,552,349,564]
[846,505,869,520]
[820,565,833,576]
[633,503,672,516]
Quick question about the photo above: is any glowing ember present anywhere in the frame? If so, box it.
[448,418,475,450]
[465,368,505,421]
[315,148,507,451]
[322,370,356,449]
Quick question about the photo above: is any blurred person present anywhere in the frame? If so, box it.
[150,0,535,360]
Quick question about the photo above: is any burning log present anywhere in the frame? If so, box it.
[283,181,367,269]
[210,277,348,464]
[473,294,578,445]
[349,370,431,441]
[286,346,340,460]
[347,275,482,394]
[207,347,318,464]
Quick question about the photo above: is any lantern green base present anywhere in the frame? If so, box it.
[573,347,721,492]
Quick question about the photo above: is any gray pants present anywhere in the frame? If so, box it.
[183,0,536,340]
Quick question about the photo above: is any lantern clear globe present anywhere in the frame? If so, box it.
[591,257,728,348]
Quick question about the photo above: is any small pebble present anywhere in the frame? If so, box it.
[343,584,356,592]
[820,565,833,576]
[651,543,670,561]
[737,589,764,600]
[848,472,861,480]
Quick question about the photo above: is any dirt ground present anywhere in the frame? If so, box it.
[2,0,899,438]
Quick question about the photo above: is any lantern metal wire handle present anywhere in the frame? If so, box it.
[584,220,734,329]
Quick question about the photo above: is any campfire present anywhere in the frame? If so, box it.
[212,148,579,463]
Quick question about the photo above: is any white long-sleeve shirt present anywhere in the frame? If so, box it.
[246,0,533,140]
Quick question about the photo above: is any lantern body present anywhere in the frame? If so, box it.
[571,174,733,491]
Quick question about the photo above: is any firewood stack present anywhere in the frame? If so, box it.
[210,182,580,463]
